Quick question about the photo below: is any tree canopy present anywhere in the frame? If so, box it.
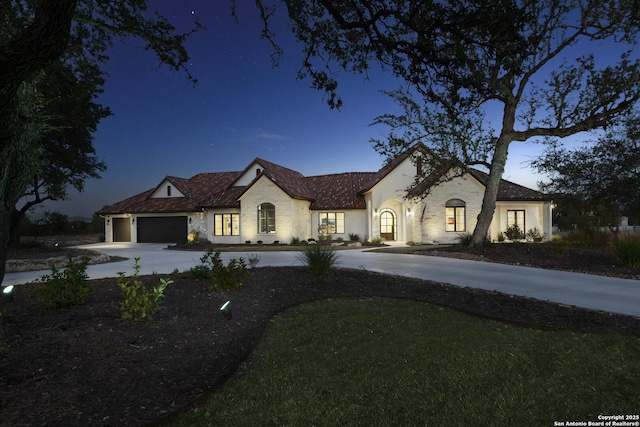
[254,0,640,244]
[532,111,640,230]
[0,0,200,283]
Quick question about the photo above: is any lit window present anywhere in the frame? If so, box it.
[445,199,466,232]
[507,210,525,228]
[318,212,345,234]
[214,214,239,236]
[258,203,275,233]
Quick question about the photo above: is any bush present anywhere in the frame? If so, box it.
[614,233,640,268]
[291,236,301,245]
[38,255,91,309]
[456,232,473,246]
[118,258,172,321]
[561,229,610,249]
[349,233,361,242]
[526,228,544,243]
[504,224,525,241]
[496,232,505,242]
[368,237,385,245]
[196,250,253,291]
[297,245,339,275]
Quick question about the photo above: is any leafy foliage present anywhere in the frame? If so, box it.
[38,255,92,308]
[504,224,525,241]
[533,111,640,230]
[118,258,172,321]
[0,1,200,282]
[192,250,255,291]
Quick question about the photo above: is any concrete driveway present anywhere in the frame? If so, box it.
[4,242,640,318]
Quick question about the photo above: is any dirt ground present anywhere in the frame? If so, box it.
[1,244,639,426]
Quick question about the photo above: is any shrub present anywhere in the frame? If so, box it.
[118,257,172,321]
[504,224,525,241]
[526,228,544,243]
[197,250,253,291]
[38,255,91,308]
[297,245,339,275]
[561,229,610,249]
[291,236,301,245]
[614,233,640,268]
[368,237,385,245]
[349,233,361,242]
[456,232,473,246]
[496,232,505,243]
[318,233,333,243]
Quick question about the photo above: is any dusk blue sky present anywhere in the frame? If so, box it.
[44,1,603,218]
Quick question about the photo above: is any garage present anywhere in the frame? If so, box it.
[137,216,188,243]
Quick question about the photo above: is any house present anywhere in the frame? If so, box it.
[97,144,553,244]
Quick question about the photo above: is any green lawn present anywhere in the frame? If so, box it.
[170,298,640,426]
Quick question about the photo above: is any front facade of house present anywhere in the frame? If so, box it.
[97,145,553,244]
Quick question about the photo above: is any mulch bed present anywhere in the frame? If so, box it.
[2,264,640,426]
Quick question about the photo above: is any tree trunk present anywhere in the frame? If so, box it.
[0,0,78,285]
[9,209,23,248]
[471,135,511,246]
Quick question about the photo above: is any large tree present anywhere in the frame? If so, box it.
[254,0,640,244]
[532,110,640,231]
[0,0,200,283]
[9,56,110,247]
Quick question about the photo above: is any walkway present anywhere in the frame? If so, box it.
[4,243,640,318]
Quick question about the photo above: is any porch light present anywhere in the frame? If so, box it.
[189,217,192,225]
[374,208,378,216]
[219,300,232,320]
[2,285,14,303]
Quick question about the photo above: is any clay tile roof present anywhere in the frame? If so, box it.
[97,171,242,214]
[252,158,314,200]
[467,169,550,201]
[304,172,378,210]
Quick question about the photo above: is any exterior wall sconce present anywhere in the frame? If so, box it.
[374,208,378,216]
[131,218,135,225]
[106,218,110,225]
[189,217,192,225]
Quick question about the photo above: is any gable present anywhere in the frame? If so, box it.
[233,161,265,186]
[361,153,418,197]
[150,179,186,199]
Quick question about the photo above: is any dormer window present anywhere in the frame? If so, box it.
[167,185,172,197]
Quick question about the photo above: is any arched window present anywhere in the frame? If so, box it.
[445,199,466,232]
[258,203,275,233]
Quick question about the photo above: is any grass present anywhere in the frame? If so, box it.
[170,298,640,426]
[296,245,340,274]
[614,232,640,268]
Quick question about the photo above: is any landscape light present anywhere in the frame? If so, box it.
[219,300,232,320]
[2,285,14,303]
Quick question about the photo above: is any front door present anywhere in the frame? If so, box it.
[380,210,396,241]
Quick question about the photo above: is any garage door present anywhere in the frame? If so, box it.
[137,216,187,243]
